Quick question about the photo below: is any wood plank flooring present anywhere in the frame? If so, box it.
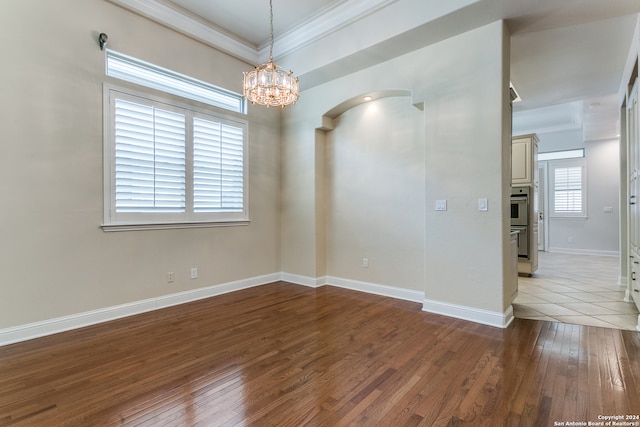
[1,282,639,426]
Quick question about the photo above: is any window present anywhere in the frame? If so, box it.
[103,50,248,230]
[106,50,246,114]
[103,88,248,230]
[538,148,584,162]
[549,158,586,217]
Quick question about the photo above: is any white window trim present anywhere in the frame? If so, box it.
[548,158,587,219]
[102,84,249,231]
[538,148,584,162]
[106,49,247,114]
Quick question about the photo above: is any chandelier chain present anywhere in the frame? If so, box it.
[269,0,274,62]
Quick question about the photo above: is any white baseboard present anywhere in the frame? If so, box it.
[280,272,327,288]
[280,273,423,303]
[326,278,512,327]
[155,273,281,309]
[326,276,424,303]
[548,247,620,257]
[422,298,514,329]
[0,271,513,346]
[0,273,280,347]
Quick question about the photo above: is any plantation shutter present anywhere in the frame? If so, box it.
[105,87,247,229]
[114,98,186,212]
[193,118,244,212]
[554,166,582,213]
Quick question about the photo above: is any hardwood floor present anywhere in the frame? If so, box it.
[1,282,639,426]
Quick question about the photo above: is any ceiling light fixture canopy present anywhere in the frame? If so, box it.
[243,0,299,108]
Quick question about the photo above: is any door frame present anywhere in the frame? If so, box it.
[538,162,550,252]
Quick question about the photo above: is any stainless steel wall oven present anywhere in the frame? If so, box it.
[511,186,530,259]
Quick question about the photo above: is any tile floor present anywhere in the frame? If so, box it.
[513,251,640,331]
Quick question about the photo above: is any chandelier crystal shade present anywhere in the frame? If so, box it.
[243,0,299,107]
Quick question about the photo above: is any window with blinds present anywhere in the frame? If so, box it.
[549,159,586,217]
[193,118,244,212]
[104,89,248,230]
[114,99,186,213]
[554,167,582,212]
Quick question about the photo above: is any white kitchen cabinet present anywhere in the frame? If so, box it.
[625,75,640,330]
[512,134,538,185]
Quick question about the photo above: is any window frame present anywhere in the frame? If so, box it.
[106,49,247,114]
[102,84,249,231]
[538,148,584,162]
[548,157,587,218]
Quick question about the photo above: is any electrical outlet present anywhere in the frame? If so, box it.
[362,258,369,268]
[167,272,174,283]
[190,267,198,279]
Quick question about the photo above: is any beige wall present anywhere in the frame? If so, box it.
[0,0,281,329]
[281,21,514,315]
[0,0,514,332]
[424,21,512,314]
[326,97,425,291]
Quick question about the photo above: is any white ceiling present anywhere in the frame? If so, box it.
[110,0,640,142]
[169,0,347,48]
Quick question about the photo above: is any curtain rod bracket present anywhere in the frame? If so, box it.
[98,33,108,50]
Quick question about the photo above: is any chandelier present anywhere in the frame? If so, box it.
[243,0,299,107]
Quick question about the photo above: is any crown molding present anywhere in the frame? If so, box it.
[107,0,398,66]
[106,0,259,64]
[263,0,399,62]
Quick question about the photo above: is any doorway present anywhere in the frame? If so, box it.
[537,164,547,251]
[512,148,638,330]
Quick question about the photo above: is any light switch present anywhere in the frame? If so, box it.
[478,198,488,211]
[435,200,447,211]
